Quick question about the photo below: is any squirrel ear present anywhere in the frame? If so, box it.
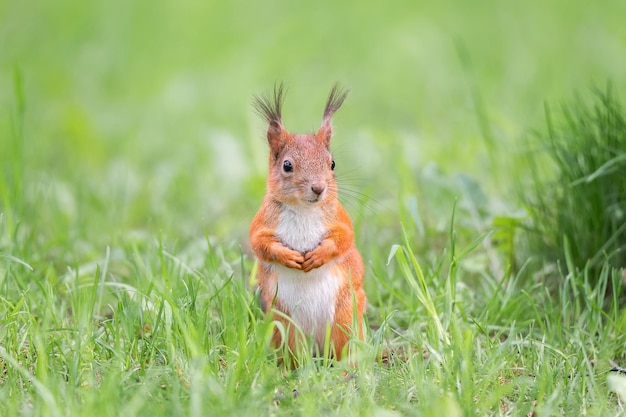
[253,83,287,152]
[318,83,349,147]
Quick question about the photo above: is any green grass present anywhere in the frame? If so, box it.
[2,213,625,416]
[520,87,626,281]
[2,0,626,415]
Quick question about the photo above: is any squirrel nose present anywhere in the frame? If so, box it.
[311,183,326,196]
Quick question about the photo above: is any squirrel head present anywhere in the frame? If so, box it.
[253,83,349,207]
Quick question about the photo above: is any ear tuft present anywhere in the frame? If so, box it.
[253,83,287,151]
[323,83,349,121]
[318,83,349,146]
[253,82,287,132]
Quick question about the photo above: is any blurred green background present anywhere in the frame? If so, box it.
[2,0,626,260]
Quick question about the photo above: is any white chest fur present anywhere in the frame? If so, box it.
[275,206,326,253]
[273,206,339,348]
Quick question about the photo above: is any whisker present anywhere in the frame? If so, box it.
[330,182,387,215]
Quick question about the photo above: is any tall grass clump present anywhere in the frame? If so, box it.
[521,86,626,291]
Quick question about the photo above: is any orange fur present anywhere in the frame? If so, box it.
[250,84,366,364]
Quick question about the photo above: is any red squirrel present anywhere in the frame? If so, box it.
[250,84,366,362]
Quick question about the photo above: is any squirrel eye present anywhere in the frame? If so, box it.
[331,160,336,170]
[283,160,293,173]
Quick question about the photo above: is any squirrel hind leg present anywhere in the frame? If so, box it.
[270,313,310,368]
[253,284,269,313]
[330,287,367,361]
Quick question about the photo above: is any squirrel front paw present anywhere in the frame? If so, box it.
[273,246,305,270]
[301,241,334,272]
